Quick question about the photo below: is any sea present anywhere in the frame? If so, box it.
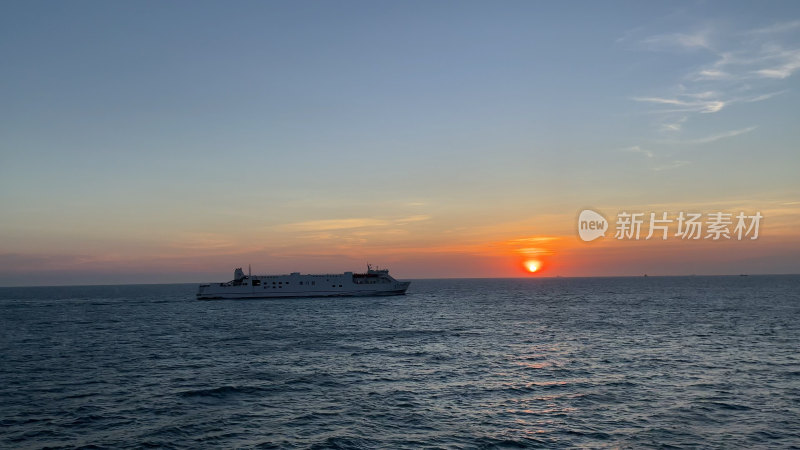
[1,276,799,449]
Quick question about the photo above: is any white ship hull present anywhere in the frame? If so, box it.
[197,267,410,300]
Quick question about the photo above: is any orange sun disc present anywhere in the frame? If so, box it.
[525,260,540,273]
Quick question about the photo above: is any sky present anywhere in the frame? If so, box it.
[1,1,799,285]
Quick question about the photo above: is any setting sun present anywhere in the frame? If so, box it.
[524,260,541,273]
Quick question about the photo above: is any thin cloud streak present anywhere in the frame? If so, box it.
[743,90,788,102]
[621,145,654,158]
[660,116,687,132]
[659,126,757,145]
[633,96,726,113]
[747,20,800,35]
[280,218,390,231]
[653,160,690,171]
[278,215,431,232]
[641,30,714,51]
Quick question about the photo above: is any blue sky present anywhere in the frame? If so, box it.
[1,1,799,284]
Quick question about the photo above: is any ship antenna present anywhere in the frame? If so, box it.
[249,264,251,277]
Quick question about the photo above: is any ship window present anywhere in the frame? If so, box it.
[252,280,261,286]
[312,281,315,285]
[299,281,303,285]
[339,284,342,287]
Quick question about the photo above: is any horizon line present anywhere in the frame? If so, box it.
[1,273,798,289]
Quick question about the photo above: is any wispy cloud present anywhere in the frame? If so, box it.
[279,218,389,232]
[621,145,694,172]
[507,237,559,244]
[641,30,714,51]
[278,215,430,232]
[629,20,797,146]
[747,20,800,35]
[394,215,431,225]
[687,126,757,144]
[635,89,782,115]
[633,96,725,113]
[660,116,687,132]
[621,145,654,158]
[500,236,561,258]
[742,90,788,102]
[653,160,690,171]
[660,126,757,145]
[693,69,731,80]
[692,25,800,81]
[753,48,800,79]
[633,96,687,106]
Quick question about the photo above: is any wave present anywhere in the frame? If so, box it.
[177,385,272,398]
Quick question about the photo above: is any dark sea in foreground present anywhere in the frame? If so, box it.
[1,276,799,449]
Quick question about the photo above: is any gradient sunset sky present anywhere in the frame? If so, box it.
[1,1,799,285]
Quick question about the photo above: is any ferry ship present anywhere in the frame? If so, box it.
[196,265,410,300]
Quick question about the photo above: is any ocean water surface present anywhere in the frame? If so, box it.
[1,276,799,448]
